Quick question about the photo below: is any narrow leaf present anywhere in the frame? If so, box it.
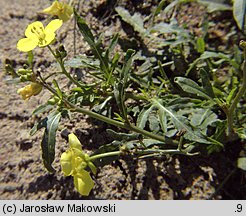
[32,103,53,116]
[74,11,109,73]
[200,68,215,98]
[174,77,213,100]
[30,118,48,136]
[41,111,61,172]
[233,0,246,32]
[137,105,154,129]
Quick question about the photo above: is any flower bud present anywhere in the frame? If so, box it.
[17,82,42,100]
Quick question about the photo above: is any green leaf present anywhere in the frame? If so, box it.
[158,108,167,133]
[198,0,231,13]
[114,49,135,120]
[152,99,211,144]
[123,139,165,149]
[122,49,135,84]
[153,0,166,18]
[226,87,238,105]
[236,126,246,139]
[65,56,100,69]
[189,108,219,134]
[237,157,246,171]
[105,33,119,61]
[74,11,109,74]
[196,37,205,53]
[30,118,48,136]
[186,51,231,75]
[148,114,160,132]
[137,105,154,129]
[41,111,61,172]
[53,79,62,98]
[32,103,53,116]
[115,6,146,38]
[233,0,246,32]
[174,77,213,100]
[200,68,215,98]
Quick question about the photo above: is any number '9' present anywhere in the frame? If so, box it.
[237,204,242,212]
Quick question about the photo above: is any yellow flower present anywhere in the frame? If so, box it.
[69,133,82,151]
[17,19,63,52]
[42,1,73,22]
[17,83,42,100]
[60,133,95,196]
[74,171,94,196]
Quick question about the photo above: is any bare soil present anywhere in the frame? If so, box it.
[0,0,245,200]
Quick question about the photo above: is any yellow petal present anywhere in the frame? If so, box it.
[25,21,44,38]
[60,150,74,176]
[30,83,42,96]
[17,85,32,100]
[42,1,60,16]
[17,83,41,100]
[58,4,73,22]
[17,38,38,52]
[38,32,56,47]
[73,170,94,196]
[45,19,63,33]
[68,133,82,151]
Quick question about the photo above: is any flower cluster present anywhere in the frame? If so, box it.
[60,133,96,196]
[16,1,73,99]
[16,1,96,196]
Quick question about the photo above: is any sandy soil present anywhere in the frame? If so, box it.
[0,0,245,200]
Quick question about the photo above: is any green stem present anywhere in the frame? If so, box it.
[47,45,84,88]
[88,148,197,162]
[70,104,177,145]
[44,72,63,81]
[89,151,121,161]
[227,47,246,136]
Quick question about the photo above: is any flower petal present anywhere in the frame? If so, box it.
[68,133,82,151]
[25,21,44,38]
[42,1,60,16]
[17,38,38,52]
[73,170,94,196]
[58,4,73,22]
[45,19,63,33]
[60,150,74,176]
[38,32,56,47]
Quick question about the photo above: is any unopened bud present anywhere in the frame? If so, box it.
[239,40,246,49]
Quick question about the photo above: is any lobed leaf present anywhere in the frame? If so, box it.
[174,77,213,100]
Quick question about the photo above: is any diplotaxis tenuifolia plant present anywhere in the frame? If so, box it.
[5,0,245,196]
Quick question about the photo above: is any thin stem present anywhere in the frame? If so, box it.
[47,45,84,88]
[89,147,198,162]
[227,48,246,136]
[44,72,63,81]
[88,148,196,162]
[70,104,177,145]
[38,72,178,145]
[89,151,121,161]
